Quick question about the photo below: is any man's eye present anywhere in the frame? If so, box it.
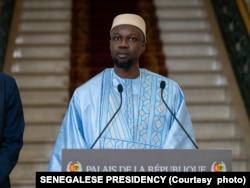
[113,37,120,41]
[129,37,137,42]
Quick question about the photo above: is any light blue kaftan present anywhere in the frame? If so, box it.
[48,68,197,171]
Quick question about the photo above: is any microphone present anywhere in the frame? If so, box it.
[90,84,123,149]
[160,81,198,149]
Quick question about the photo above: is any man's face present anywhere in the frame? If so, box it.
[110,25,146,69]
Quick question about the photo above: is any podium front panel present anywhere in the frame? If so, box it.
[62,149,232,172]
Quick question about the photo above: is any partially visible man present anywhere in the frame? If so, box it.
[0,72,25,188]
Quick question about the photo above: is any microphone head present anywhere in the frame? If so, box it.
[160,81,166,89]
[117,84,123,92]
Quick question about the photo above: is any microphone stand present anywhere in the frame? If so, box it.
[90,84,123,149]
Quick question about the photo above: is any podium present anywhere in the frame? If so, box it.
[62,149,232,172]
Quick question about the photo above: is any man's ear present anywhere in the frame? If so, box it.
[140,42,146,54]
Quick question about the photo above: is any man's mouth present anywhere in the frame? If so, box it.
[117,53,128,58]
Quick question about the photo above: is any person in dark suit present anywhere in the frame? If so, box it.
[0,72,25,188]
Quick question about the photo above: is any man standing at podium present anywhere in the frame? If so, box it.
[48,13,197,171]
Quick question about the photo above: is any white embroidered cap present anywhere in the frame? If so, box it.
[110,13,146,41]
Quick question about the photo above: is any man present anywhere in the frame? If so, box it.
[48,13,197,171]
[0,72,25,188]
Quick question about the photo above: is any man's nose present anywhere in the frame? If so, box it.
[120,39,129,47]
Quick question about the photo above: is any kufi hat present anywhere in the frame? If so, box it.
[110,13,146,41]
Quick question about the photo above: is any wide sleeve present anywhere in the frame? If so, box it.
[47,89,88,171]
[162,83,197,149]
[47,72,104,172]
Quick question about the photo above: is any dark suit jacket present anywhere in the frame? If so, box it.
[0,72,25,188]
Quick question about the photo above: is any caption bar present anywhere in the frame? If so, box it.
[36,172,249,187]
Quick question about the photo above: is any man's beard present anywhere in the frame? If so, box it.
[113,58,134,69]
